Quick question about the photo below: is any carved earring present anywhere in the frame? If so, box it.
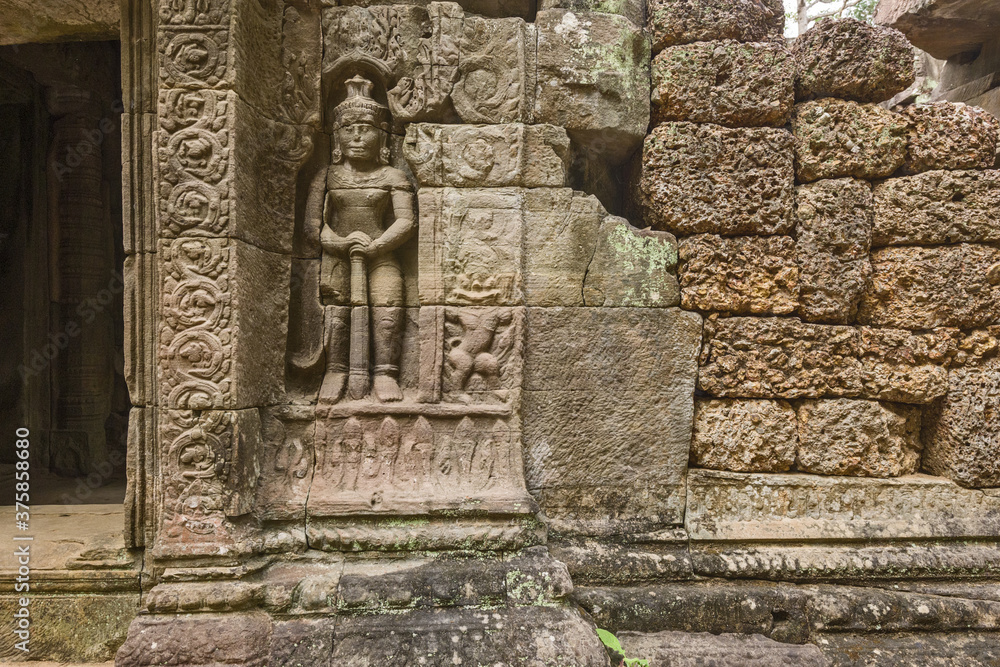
[331,147,343,164]
[379,146,391,165]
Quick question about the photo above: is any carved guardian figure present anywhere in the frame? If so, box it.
[319,75,416,403]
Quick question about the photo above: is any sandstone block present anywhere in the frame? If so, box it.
[859,244,1000,329]
[796,399,922,477]
[793,99,907,182]
[651,41,793,127]
[523,308,702,533]
[403,123,569,188]
[646,0,784,53]
[678,234,799,315]
[691,399,797,472]
[901,102,1000,174]
[619,632,830,667]
[923,361,1000,488]
[535,10,650,162]
[686,470,1000,541]
[793,18,915,103]
[795,178,873,324]
[583,216,681,308]
[642,122,795,236]
[874,170,1000,246]
[524,189,603,306]
[699,316,864,399]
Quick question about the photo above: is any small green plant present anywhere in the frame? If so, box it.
[596,629,650,667]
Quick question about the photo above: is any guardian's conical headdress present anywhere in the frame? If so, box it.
[333,75,390,132]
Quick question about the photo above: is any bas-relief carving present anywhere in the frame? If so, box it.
[160,408,258,548]
[318,75,415,405]
[157,88,232,238]
[270,51,532,523]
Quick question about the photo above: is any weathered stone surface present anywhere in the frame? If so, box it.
[796,399,922,477]
[923,361,1000,488]
[550,536,694,584]
[691,399,797,472]
[577,582,811,642]
[646,0,784,53]
[699,317,864,399]
[678,234,799,315]
[619,631,830,666]
[806,584,1000,634]
[524,308,702,534]
[524,188,603,306]
[699,317,951,403]
[952,326,1000,367]
[873,170,1000,246]
[793,99,908,182]
[0,0,119,46]
[793,18,915,103]
[158,238,290,410]
[692,542,1000,581]
[686,470,1000,541]
[330,606,609,665]
[900,102,1000,174]
[116,613,273,667]
[454,14,535,125]
[794,178,873,324]
[0,593,135,662]
[404,123,570,188]
[269,618,336,667]
[642,122,795,236]
[583,216,680,308]
[651,40,793,127]
[818,632,1000,666]
[858,244,1000,329]
[535,9,650,162]
[859,326,953,404]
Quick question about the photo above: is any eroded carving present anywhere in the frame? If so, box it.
[309,414,523,513]
[443,307,523,404]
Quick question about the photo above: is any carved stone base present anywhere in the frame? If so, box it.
[116,606,608,667]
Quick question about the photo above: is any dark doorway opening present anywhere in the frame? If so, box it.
[0,41,128,506]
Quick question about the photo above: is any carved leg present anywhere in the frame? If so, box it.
[372,306,404,402]
[319,305,350,404]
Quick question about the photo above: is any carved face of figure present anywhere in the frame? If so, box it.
[336,121,382,165]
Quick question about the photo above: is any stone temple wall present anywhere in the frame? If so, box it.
[7,0,1000,664]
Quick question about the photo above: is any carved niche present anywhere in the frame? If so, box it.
[267,4,538,527]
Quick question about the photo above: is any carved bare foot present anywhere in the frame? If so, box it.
[319,372,347,404]
[373,374,403,402]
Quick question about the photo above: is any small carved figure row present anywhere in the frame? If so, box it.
[313,416,517,498]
